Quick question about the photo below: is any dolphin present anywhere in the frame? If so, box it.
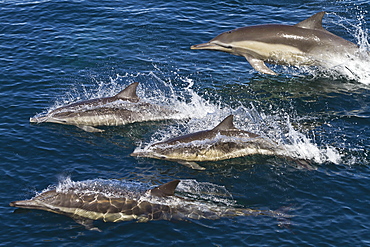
[9,178,288,231]
[191,11,359,75]
[30,82,179,132]
[131,115,286,170]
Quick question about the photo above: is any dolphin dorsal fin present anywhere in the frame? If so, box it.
[115,82,140,102]
[295,11,326,31]
[149,180,180,197]
[212,115,236,131]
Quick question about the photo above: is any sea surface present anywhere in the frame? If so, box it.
[1,0,370,246]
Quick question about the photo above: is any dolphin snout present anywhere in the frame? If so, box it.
[30,116,48,123]
[130,151,147,158]
[191,42,232,52]
[29,117,38,123]
[190,42,216,50]
[130,152,139,157]
[9,200,39,208]
[131,151,159,159]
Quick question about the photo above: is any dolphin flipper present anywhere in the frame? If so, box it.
[177,161,206,170]
[77,125,104,133]
[72,217,102,232]
[244,54,277,75]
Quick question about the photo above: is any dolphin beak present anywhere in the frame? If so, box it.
[191,42,232,53]
[30,116,46,123]
[131,151,162,159]
[130,152,139,157]
[10,200,41,209]
[130,151,148,158]
[29,117,38,123]
[191,42,219,50]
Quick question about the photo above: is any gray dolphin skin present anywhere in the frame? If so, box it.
[30,82,179,132]
[191,11,359,75]
[9,179,287,231]
[131,115,283,170]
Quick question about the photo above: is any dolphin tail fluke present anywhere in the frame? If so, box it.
[237,206,293,228]
[232,205,293,219]
[244,54,277,75]
[274,206,294,229]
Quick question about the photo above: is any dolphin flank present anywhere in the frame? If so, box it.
[9,178,288,231]
[191,11,359,75]
[30,82,179,132]
[131,115,285,169]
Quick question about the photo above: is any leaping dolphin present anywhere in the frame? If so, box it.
[131,115,286,170]
[30,82,179,132]
[9,178,288,231]
[191,12,359,75]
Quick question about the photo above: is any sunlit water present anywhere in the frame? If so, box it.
[1,0,370,246]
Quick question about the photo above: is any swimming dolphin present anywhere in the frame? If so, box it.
[30,82,179,132]
[191,12,359,75]
[9,178,288,231]
[131,115,285,170]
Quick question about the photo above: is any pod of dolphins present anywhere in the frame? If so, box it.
[10,12,361,231]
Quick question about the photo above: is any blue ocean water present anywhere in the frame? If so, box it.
[1,0,370,246]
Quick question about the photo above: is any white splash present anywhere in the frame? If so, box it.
[141,179,238,212]
[281,122,342,164]
[316,12,370,84]
[52,176,148,199]
[278,11,370,84]
[242,106,342,165]
[177,179,236,206]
